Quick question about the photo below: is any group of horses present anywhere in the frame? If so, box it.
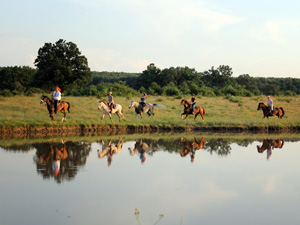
[40,95,285,122]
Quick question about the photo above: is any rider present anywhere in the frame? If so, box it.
[139,92,147,111]
[267,96,274,115]
[190,94,196,114]
[52,86,61,114]
[108,91,114,113]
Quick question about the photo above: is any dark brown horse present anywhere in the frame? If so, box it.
[40,96,70,121]
[180,99,205,120]
[257,138,284,153]
[257,102,284,119]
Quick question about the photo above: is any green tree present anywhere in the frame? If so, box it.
[203,65,233,88]
[0,66,36,92]
[34,39,92,91]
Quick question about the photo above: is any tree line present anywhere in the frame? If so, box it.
[0,39,299,97]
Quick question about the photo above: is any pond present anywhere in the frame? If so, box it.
[0,133,300,225]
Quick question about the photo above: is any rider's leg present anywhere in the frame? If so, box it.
[54,100,58,113]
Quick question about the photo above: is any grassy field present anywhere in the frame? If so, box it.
[0,94,299,129]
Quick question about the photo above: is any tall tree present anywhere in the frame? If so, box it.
[34,39,92,91]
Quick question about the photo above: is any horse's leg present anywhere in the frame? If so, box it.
[181,113,185,119]
[109,113,113,122]
[117,112,121,122]
[194,113,198,120]
[200,109,204,121]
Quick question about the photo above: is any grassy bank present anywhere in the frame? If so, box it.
[0,94,299,129]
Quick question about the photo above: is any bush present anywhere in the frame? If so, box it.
[0,89,13,97]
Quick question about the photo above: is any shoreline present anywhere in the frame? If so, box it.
[0,124,299,139]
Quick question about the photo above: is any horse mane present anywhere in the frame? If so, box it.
[182,99,191,106]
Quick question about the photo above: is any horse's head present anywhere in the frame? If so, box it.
[98,101,105,110]
[129,100,133,109]
[40,96,48,105]
[257,102,264,110]
[180,99,187,106]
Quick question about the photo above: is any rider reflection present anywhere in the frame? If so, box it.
[179,137,205,162]
[97,138,124,167]
[256,138,284,160]
[128,139,153,164]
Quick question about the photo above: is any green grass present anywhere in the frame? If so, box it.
[0,94,299,129]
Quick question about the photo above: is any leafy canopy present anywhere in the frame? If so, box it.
[34,39,92,91]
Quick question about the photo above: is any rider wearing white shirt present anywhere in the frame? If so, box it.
[52,86,61,113]
[267,96,273,115]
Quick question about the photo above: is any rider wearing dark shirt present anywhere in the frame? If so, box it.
[191,94,196,114]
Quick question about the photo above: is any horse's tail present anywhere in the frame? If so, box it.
[152,103,166,109]
[280,107,284,117]
[203,107,206,116]
[67,102,71,113]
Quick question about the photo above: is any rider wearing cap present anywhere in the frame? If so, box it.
[52,86,61,114]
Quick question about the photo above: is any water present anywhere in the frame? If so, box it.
[0,134,300,225]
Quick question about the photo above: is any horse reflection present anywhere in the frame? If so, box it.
[128,139,154,163]
[39,140,69,176]
[180,137,205,162]
[97,138,124,167]
[257,138,284,160]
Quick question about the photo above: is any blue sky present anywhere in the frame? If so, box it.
[1,0,300,77]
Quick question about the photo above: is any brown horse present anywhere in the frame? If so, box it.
[257,138,284,153]
[179,137,205,162]
[257,102,284,119]
[40,96,70,122]
[180,99,205,120]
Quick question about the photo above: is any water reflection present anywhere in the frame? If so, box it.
[179,137,205,162]
[256,138,285,160]
[34,140,92,183]
[97,138,124,166]
[128,139,156,163]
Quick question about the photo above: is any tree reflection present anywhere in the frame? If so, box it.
[256,138,284,160]
[34,140,91,183]
[204,138,231,156]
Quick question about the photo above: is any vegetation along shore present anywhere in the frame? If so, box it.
[0,95,299,138]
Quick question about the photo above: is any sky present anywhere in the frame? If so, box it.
[1,0,300,78]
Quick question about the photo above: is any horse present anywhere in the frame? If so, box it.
[40,96,70,122]
[180,99,205,120]
[98,101,125,122]
[257,138,284,153]
[179,137,205,162]
[257,102,285,119]
[128,139,153,163]
[97,138,124,166]
[128,100,157,118]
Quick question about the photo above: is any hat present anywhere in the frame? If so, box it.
[56,86,61,92]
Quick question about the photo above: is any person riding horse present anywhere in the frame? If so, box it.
[267,96,274,116]
[52,86,61,114]
[139,92,147,112]
[108,92,114,113]
[190,94,196,114]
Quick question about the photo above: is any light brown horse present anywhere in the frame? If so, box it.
[257,138,284,153]
[40,96,70,122]
[97,138,124,166]
[180,99,205,120]
[257,102,284,119]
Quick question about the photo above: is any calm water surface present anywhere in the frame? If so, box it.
[0,134,300,225]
